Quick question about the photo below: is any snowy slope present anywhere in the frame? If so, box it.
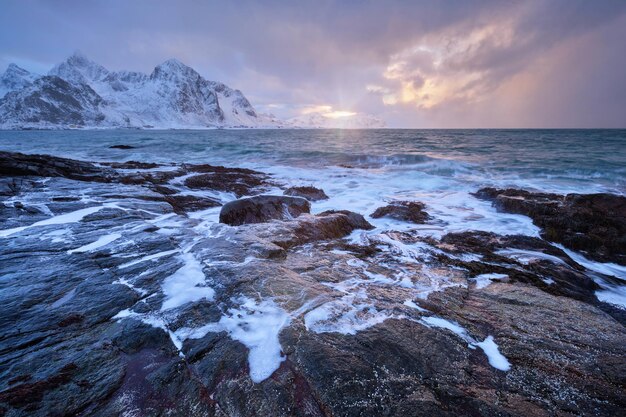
[0,53,285,129]
[0,64,39,98]
[0,52,385,129]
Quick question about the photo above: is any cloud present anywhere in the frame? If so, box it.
[0,0,625,127]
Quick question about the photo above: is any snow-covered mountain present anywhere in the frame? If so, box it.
[0,64,38,98]
[0,52,282,129]
[0,52,386,129]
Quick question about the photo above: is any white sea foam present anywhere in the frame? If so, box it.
[476,336,511,371]
[304,290,397,335]
[68,232,122,253]
[421,316,511,371]
[176,297,291,383]
[403,299,428,312]
[0,205,108,237]
[421,316,469,339]
[160,253,214,311]
[555,244,626,280]
[495,248,568,266]
[472,273,508,289]
[118,249,178,269]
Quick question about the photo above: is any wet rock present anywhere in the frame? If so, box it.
[184,172,269,197]
[108,144,135,150]
[273,210,374,249]
[371,200,430,223]
[0,363,79,408]
[164,194,221,214]
[0,150,116,183]
[2,152,625,417]
[283,186,329,201]
[104,160,161,169]
[219,195,311,226]
[475,188,626,265]
[438,232,597,298]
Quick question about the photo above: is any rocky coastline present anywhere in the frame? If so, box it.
[0,151,624,416]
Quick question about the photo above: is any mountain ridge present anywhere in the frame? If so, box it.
[0,53,385,129]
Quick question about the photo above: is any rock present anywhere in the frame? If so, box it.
[219,195,311,226]
[103,161,161,169]
[273,210,374,249]
[2,152,626,417]
[0,151,116,183]
[164,194,221,214]
[283,186,329,201]
[184,172,269,197]
[475,188,626,265]
[371,201,430,223]
[108,145,135,150]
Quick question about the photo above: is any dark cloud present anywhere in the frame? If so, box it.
[0,0,624,126]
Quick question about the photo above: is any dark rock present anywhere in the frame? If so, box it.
[164,194,221,214]
[284,186,329,201]
[185,163,259,175]
[219,195,311,226]
[108,145,135,150]
[371,201,430,223]
[273,210,374,249]
[58,313,85,327]
[475,188,626,265]
[2,151,626,417]
[0,363,78,408]
[184,171,269,197]
[437,231,601,302]
[0,151,116,182]
[104,160,161,169]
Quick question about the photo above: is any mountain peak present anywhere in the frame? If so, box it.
[50,52,109,84]
[1,63,38,97]
[1,53,285,128]
[150,58,200,81]
[66,50,91,65]
[3,63,32,77]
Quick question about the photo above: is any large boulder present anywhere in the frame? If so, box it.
[283,186,329,201]
[371,201,430,223]
[219,195,311,226]
[475,188,626,265]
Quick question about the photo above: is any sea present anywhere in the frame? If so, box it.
[1,129,624,238]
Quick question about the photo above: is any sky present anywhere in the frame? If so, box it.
[1,0,625,128]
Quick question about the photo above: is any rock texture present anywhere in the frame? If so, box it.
[219,195,311,225]
[475,187,626,265]
[283,186,329,201]
[371,200,431,223]
[0,152,624,417]
[0,151,271,215]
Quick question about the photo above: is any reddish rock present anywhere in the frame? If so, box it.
[371,201,430,223]
[475,188,626,265]
[284,186,329,201]
[219,195,311,226]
